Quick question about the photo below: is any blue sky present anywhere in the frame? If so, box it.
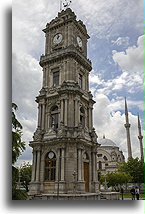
[12,0,144,166]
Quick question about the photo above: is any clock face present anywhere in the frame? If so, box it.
[48,152,54,159]
[53,33,62,44]
[77,36,82,47]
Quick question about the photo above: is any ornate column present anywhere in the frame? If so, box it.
[78,100,80,124]
[42,68,46,87]
[92,152,96,181]
[41,104,45,130]
[89,106,93,131]
[31,150,37,182]
[36,149,41,182]
[75,99,78,127]
[38,104,42,128]
[56,149,61,181]
[60,99,64,123]
[61,148,65,181]
[47,112,50,130]
[64,99,68,126]
[78,149,82,181]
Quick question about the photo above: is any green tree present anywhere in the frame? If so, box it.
[12,103,26,199]
[20,162,32,192]
[118,158,144,184]
[12,103,25,164]
[100,172,131,191]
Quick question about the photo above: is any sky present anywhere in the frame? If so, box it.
[12,0,144,166]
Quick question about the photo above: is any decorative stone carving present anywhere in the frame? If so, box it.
[90,128,98,144]
[33,128,43,141]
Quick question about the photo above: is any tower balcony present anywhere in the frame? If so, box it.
[39,45,92,71]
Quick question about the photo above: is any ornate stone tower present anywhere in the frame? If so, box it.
[137,114,144,161]
[124,98,132,159]
[29,8,99,199]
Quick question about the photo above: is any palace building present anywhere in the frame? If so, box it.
[97,136,125,175]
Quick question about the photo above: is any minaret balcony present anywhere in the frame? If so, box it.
[124,123,131,128]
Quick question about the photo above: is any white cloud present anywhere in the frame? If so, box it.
[73,0,143,38]
[112,35,144,75]
[12,52,42,160]
[89,35,143,98]
[93,94,142,160]
[12,0,143,165]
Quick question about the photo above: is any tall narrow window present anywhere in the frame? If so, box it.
[53,71,59,86]
[45,152,56,181]
[79,74,83,88]
[50,106,59,129]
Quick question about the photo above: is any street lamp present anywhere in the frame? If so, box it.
[72,170,77,194]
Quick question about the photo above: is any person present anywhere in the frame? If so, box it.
[130,186,135,200]
[120,187,124,200]
[135,186,140,200]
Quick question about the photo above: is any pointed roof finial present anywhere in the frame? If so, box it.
[125,97,128,115]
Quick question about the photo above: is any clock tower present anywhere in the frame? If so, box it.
[29,8,100,200]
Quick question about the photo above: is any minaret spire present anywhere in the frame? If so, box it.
[124,97,132,159]
[137,113,144,161]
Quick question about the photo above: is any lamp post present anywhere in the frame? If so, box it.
[104,173,108,190]
[72,170,77,194]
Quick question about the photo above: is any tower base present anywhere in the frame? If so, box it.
[28,191,120,200]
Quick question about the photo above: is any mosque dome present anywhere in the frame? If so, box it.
[99,136,117,147]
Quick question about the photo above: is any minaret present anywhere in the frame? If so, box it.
[124,98,132,159]
[137,114,144,161]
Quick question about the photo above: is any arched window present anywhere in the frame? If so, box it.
[98,161,102,170]
[103,156,108,161]
[45,152,56,181]
[80,107,85,127]
[50,106,59,129]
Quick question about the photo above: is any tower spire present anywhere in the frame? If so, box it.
[137,113,144,161]
[124,97,132,159]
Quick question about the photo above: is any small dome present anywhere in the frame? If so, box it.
[99,137,117,147]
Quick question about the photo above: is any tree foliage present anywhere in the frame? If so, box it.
[20,162,32,192]
[107,172,131,188]
[12,103,25,164]
[12,103,26,199]
[100,172,132,190]
[118,158,144,184]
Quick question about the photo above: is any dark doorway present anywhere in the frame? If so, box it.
[84,162,89,192]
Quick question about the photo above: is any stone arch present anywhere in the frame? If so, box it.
[97,148,112,162]
[50,105,59,129]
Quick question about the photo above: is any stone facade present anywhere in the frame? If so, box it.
[29,8,100,198]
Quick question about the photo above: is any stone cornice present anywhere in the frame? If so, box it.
[57,81,83,96]
[39,45,92,71]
